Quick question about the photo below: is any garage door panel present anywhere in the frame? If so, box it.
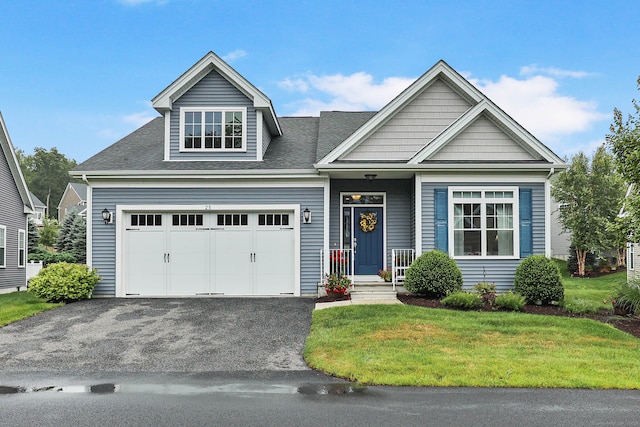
[168,230,209,295]
[126,230,166,295]
[255,228,294,295]
[214,229,253,295]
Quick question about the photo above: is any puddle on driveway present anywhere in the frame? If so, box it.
[0,382,367,396]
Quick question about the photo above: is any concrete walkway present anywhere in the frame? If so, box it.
[314,297,403,310]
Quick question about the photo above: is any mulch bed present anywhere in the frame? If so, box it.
[316,293,640,339]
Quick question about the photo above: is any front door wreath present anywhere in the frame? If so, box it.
[359,211,377,233]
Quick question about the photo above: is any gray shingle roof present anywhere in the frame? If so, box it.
[74,113,369,173]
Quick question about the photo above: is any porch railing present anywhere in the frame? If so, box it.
[392,249,415,290]
[320,249,354,288]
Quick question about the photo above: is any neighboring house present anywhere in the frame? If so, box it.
[71,52,566,297]
[0,112,34,293]
[550,197,571,260]
[621,184,639,281]
[57,182,87,222]
[29,191,47,226]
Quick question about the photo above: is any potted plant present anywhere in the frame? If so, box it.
[325,272,351,296]
[378,268,392,282]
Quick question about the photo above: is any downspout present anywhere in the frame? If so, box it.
[82,174,93,268]
[545,168,555,258]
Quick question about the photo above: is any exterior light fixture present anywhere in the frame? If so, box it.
[364,174,377,182]
[302,207,311,224]
[351,194,362,201]
[102,208,112,224]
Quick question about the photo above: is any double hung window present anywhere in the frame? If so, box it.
[450,188,518,258]
[181,108,245,151]
[18,229,26,268]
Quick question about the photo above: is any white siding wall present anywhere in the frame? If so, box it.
[342,79,472,161]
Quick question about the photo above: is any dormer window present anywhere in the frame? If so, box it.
[180,107,246,151]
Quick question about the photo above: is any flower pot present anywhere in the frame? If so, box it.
[326,291,346,298]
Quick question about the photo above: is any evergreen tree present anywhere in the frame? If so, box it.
[70,214,86,264]
[57,209,78,252]
[27,218,39,253]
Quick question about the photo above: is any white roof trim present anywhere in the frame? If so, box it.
[0,111,34,211]
[408,101,565,165]
[151,51,282,136]
[317,60,484,165]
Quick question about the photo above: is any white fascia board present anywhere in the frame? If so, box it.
[317,61,484,165]
[419,173,549,183]
[71,169,320,179]
[316,163,561,172]
[151,52,281,136]
[87,179,327,189]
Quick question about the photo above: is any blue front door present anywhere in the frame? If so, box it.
[354,207,383,275]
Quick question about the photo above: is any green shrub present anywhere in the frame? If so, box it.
[28,262,100,303]
[562,297,600,315]
[514,255,564,304]
[404,250,463,298]
[441,291,482,309]
[473,282,496,305]
[28,247,77,266]
[614,280,640,316]
[494,292,526,311]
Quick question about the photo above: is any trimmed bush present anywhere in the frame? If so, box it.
[494,292,526,312]
[514,255,564,304]
[614,280,640,316]
[28,262,100,303]
[441,291,482,309]
[404,250,463,298]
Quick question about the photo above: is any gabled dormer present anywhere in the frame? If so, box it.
[152,52,282,162]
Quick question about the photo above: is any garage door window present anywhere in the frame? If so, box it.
[217,214,248,226]
[172,214,204,226]
[258,213,289,226]
[131,214,162,227]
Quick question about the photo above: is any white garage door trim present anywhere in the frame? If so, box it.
[115,204,301,297]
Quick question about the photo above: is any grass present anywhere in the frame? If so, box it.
[0,291,61,327]
[304,304,640,388]
[554,259,627,313]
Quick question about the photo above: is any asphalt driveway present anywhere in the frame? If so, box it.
[0,298,316,373]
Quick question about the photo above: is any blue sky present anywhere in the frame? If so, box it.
[1,0,638,163]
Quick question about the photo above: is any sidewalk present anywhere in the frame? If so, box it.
[314,297,403,310]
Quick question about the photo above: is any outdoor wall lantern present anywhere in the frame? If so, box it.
[364,174,377,182]
[102,208,113,225]
[302,207,312,224]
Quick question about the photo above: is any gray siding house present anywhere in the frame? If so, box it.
[72,52,566,297]
[57,182,87,222]
[0,112,34,293]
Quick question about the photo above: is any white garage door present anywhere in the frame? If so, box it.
[124,211,295,296]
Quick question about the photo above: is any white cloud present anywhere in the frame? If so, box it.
[520,65,593,79]
[280,72,414,115]
[122,111,156,127]
[222,50,247,63]
[469,74,609,141]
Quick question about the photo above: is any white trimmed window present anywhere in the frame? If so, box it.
[0,226,5,268]
[449,188,519,258]
[180,108,246,151]
[628,244,635,271]
[18,229,26,268]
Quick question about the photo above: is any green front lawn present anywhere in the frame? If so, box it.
[305,304,640,388]
[0,291,61,327]
[555,259,627,312]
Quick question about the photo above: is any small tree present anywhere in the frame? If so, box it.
[57,209,78,252]
[70,214,87,264]
[551,146,626,276]
[39,217,60,248]
[27,218,39,253]
[608,76,640,241]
